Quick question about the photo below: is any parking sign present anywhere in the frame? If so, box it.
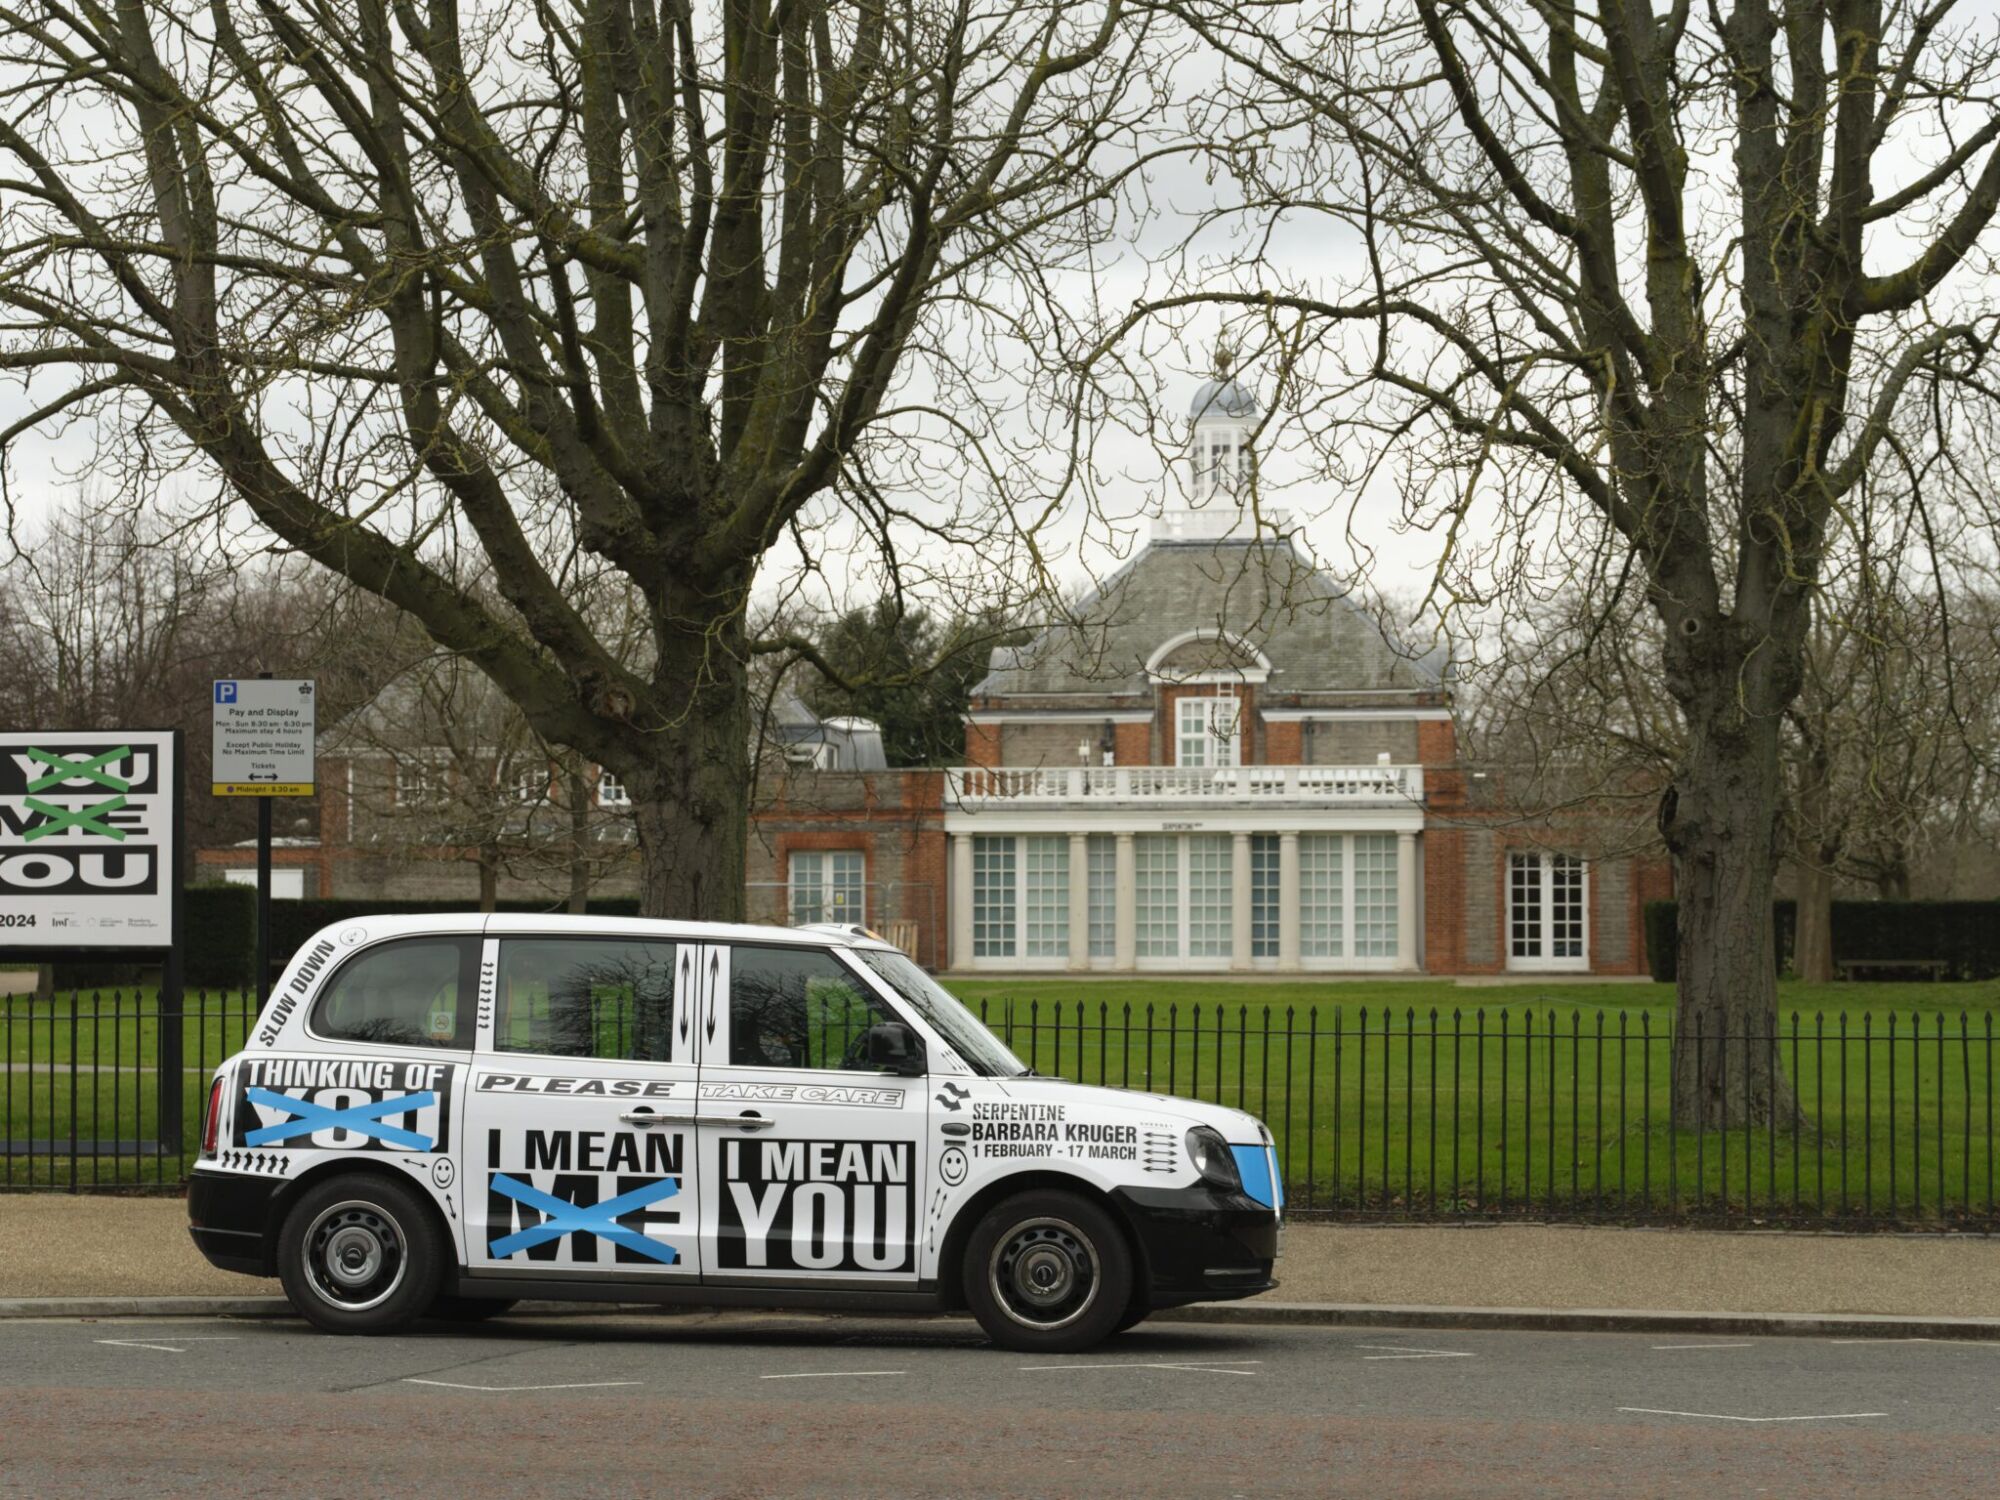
[212,679,316,796]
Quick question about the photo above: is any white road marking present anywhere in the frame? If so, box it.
[1356,1345,1473,1361]
[1618,1408,1887,1424]
[95,1337,239,1355]
[1650,1343,1754,1351]
[402,1378,642,1392]
[760,1370,908,1381]
[1017,1361,1263,1375]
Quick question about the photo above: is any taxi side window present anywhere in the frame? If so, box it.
[310,938,471,1049]
[728,945,898,1072]
[495,938,679,1062]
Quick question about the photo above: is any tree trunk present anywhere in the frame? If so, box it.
[1662,693,1796,1130]
[1875,864,1912,901]
[1793,853,1837,983]
[620,628,753,922]
[476,845,500,913]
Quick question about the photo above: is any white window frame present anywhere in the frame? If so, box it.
[790,849,865,926]
[1249,833,1281,961]
[513,763,548,805]
[1507,852,1590,971]
[394,753,448,808]
[1086,834,1116,961]
[971,835,1071,967]
[1134,834,1180,962]
[1133,832,1234,969]
[1175,694,1241,769]
[596,768,631,808]
[1021,836,1070,959]
[972,835,1019,960]
[1296,832,1403,971]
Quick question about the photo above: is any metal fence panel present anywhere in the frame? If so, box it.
[6,984,1998,1226]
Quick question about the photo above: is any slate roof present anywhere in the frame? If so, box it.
[974,538,1448,699]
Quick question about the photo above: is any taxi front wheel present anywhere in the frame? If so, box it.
[278,1173,445,1335]
[963,1190,1133,1353]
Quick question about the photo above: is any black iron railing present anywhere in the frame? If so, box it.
[6,987,1997,1225]
[2,990,263,1189]
[970,999,2000,1225]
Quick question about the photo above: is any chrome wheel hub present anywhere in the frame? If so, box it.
[990,1217,1099,1330]
[303,1201,406,1312]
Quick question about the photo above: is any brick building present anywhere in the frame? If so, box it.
[204,375,1665,976]
[751,375,1666,976]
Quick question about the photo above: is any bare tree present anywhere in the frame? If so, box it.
[0,0,1176,918]
[1118,2,2000,1123]
[1786,569,2000,979]
[0,509,347,861]
[332,650,620,911]
[1467,559,2000,985]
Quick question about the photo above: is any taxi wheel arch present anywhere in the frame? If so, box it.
[958,1185,1136,1352]
[272,1167,450,1333]
[261,1157,456,1271]
[937,1172,1147,1313]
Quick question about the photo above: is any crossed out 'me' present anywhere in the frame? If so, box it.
[21,746,132,843]
[488,1174,681,1265]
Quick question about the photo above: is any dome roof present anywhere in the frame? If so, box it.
[1190,376,1257,421]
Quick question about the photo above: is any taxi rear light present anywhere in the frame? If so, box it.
[201,1078,224,1157]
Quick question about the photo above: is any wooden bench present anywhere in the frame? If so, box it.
[1836,958,1948,981]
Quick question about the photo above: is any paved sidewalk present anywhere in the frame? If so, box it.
[3,1195,2000,1316]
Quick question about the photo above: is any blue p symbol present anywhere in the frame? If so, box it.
[215,682,236,703]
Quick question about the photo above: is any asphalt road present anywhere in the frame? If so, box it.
[4,1312,1998,1497]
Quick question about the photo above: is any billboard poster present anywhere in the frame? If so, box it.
[0,730,178,950]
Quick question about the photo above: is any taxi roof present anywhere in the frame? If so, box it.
[306,912,897,951]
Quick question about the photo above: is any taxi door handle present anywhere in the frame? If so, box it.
[721,1111,776,1133]
[619,1108,695,1128]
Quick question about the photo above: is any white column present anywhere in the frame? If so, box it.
[950,833,974,971]
[1278,832,1301,972]
[1230,832,1253,971]
[1114,832,1137,970]
[1396,830,1419,972]
[1067,832,1091,971]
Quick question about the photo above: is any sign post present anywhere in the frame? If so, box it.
[212,678,315,999]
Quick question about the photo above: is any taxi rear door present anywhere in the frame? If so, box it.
[461,933,701,1281]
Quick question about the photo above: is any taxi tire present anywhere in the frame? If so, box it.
[963,1190,1133,1354]
[1113,1303,1149,1335]
[278,1173,445,1335]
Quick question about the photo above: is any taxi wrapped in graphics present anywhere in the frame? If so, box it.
[188,916,1281,1352]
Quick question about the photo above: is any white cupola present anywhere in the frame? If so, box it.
[1155,353,1279,543]
[1188,349,1258,501]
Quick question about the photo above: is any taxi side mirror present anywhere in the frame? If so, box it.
[864,1021,925,1076]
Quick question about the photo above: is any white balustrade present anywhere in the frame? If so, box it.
[946,763,1422,807]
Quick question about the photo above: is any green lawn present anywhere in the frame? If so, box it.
[8,977,2000,1215]
[953,978,2000,1221]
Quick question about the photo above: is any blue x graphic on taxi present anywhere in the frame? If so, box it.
[242,1088,436,1150]
[488,1173,681,1264]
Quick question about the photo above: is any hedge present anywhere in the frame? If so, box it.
[1645,898,2000,982]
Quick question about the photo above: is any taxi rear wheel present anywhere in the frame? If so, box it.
[278,1173,444,1334]
[963,1190,1132,1353]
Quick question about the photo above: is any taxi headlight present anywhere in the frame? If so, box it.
[1185,1126,1242,1192]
